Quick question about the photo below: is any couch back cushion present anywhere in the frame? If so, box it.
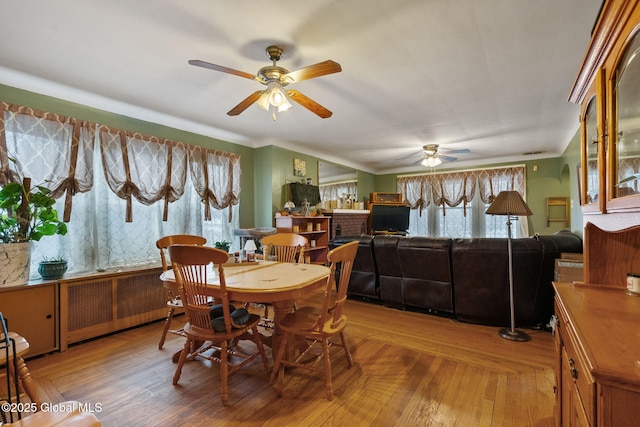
[329,235,379,300]
[373,235,403,307]
[452,238,544,326]
[397,237,454,313]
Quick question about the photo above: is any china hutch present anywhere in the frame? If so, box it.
[555,1,640,425]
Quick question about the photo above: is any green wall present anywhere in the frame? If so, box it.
[373,156,578,236]
[1,83,582,237]
[0,84,257,228]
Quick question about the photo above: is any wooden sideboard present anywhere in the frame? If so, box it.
[554,283,640,427]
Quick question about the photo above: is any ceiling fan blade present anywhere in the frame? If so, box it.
[440,154,458,162]
[227,91,263,116]
[188,60,258,81]
[287,90,333,118]
[284,60,342,83]
[441,148,470,154]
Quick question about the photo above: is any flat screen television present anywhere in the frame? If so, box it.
[370,205,410,234]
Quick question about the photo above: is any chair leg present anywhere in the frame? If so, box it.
[10,356,43,409]
[159,306,175,349]
[322,339,334,401]
[172,338,190,385]
[270,332,289,397]
[340,331,354,367]
[220,339,229,406]
[251,325,271,373]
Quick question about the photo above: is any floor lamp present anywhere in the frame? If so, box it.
[485,190,533,342]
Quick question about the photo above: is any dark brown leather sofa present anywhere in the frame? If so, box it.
[329,230,582,328]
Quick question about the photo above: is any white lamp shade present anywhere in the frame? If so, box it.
[421,156,442,167]
[244,239,257,252]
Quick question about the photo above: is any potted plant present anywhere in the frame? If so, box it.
[0,175,68,287]
[38,256,68,280]
[214,240,231,253]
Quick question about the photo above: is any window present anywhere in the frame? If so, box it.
[400,166,528,238]
[1,103,240,276]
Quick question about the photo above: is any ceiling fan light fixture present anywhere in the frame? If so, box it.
[256,81,292,116]
[422,156,442,168]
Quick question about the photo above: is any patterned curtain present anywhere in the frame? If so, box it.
[430,171,477,216]
[188,145,241,221]
[0,102,95,221]
[398,165,528,236]
[319,181,358,202]
[397,175,431,215]
[477,166,526,204]
[99,127,188,222]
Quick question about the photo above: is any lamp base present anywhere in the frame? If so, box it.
[499,327,531,342]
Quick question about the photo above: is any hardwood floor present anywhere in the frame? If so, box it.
[21,291,556,426]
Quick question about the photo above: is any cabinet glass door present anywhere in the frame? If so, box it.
[584,97,599,205]
[614,32,640,198]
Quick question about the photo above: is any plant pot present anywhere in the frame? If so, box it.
[38,261,68,280]
[0,242,31,287]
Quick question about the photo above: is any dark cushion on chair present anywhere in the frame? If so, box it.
[209,304,250,332]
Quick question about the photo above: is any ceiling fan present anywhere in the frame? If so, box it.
[189,45,341,119]
[418,144,470,167]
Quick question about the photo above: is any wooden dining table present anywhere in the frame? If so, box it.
[160,260,331,357]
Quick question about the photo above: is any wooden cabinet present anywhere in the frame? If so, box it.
[0,283,58,357]
[275,215,330,264]
[554,282,640,426]
[571,0,640,214]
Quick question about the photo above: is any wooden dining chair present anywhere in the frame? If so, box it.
[261,232,308,264]
[156,234,207,350]
[254,233,309,325]
[270,240,358,400]
[169,244,270,406]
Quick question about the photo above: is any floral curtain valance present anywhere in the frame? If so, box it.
[188,145,241,221]
[398,166,526,216]
[0,102,95,222]
[0,102,241,223]
[319,181,358,202]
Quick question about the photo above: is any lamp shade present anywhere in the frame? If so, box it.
[244,239,257,252]
[421,156,442,168]
[485,191,533,216]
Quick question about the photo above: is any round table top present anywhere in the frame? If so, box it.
[161,261,330,303]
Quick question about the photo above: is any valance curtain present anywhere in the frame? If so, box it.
[319,181,358,202]
[430,171,477,216]
[0,101,241,274]
[0,103,95,222]
[398,175,431,214]
[188,145,241,221]
[398,165,528,237]
[99,127,189,222]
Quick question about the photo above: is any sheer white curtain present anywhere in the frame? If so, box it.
[398,166,528,238]
[319,181,357,202]
[1,103,240,275]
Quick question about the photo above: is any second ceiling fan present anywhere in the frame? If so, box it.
[189,45,341,119]
[419,144,470,167]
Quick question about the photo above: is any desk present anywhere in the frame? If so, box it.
[160,261,330,352]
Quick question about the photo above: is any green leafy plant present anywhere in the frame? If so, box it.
[0,176,68,244]
[214,240,231,252]
[40,256,68,263]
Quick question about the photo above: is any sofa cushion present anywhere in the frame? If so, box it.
[373,235,403,308]
[397,237,454,313]
[329,235,379,300]
[452,238,544,327]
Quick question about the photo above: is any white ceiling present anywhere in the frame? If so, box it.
[0,0,603,176]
